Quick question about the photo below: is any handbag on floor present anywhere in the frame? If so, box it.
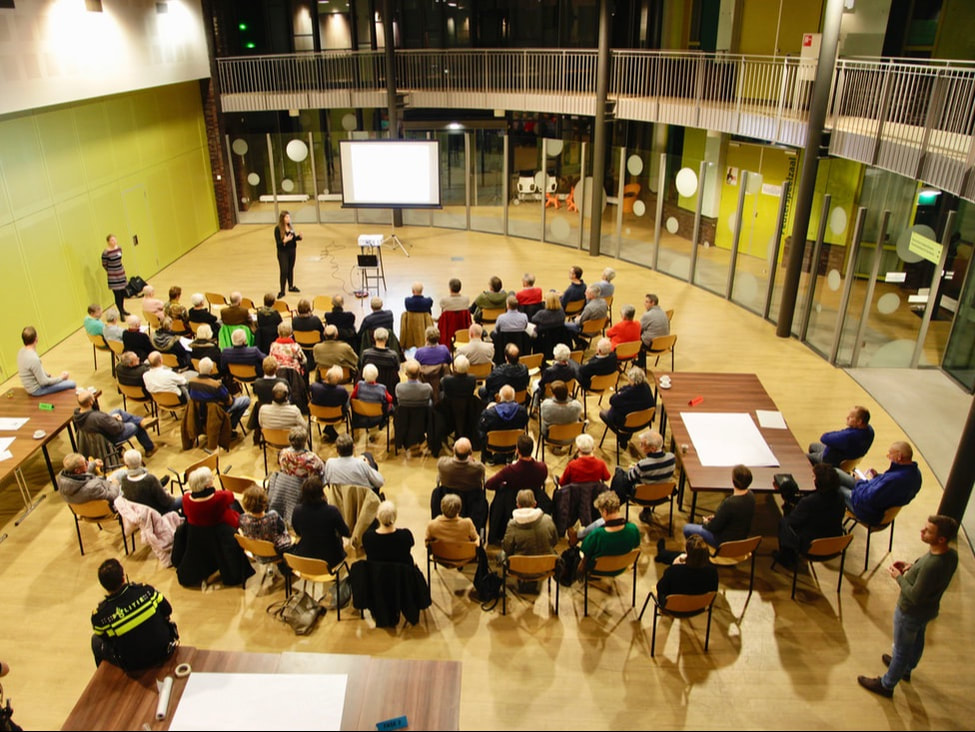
[267,590,324,635]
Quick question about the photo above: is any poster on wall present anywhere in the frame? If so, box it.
[726,167,739,186]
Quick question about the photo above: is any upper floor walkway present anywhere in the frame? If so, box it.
[217,49,975,202]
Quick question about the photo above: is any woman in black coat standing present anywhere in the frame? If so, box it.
[274,210,302,298]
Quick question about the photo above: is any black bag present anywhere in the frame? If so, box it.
[124,276,148,298]
[557,545,582,587]
[472,546,502,610]
[774,473,800,513]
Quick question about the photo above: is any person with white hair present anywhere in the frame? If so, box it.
[57,453,119,506]
[313,324,358,374]
[220,327,267,373]
[220,291,253,328]
[103,309,124,343]
[565,284,608,349]
[515,272,543,307]
[350,363,393,429]
[142,351,189,403]
[141,285,164,322]
[455,324,494,365]
[560,433,610,486]
[362,500,415,565]
[404,282,433,314]
[536,342,580,394]
[269,321,307,374]
[150,316,192,369]
[122,314,153,362]
[440,355,477,400]
[606,303,641,349]
[182,466,240,529]
[72,390,157,455]
[357,296,394,342]
[187,292,220,335]
[595,267,617,298]
[578,337,617,389]
[477,384,529,463]
[188,323,222,369]
[600,365,655,453]
[118,449,180,514]
[187,357,250,430]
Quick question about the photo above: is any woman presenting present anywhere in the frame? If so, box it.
[101,234,128,317]
[274,210,302,298]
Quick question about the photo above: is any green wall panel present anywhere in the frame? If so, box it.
[0,225,36,382]
[0,164,11,227]
[107,95,141,177]
[0,116,54,220]
[36,107,87,204]
[75,103,119,190]
[55,196,104,309]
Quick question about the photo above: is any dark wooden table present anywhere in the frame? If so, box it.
[654,372,813,522]
[0,387,81,524]
[61,646,463,731]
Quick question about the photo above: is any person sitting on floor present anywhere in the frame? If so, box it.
[57,453,120,506]
[118,449,180,515]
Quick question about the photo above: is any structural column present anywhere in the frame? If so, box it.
[588,0,612,257]
[939,397,975,523]
[382,0,402,227]
[775,0,844,337]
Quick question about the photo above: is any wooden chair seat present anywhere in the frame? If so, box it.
[68,499,133,556]
[639,590,717,657]
[583,547,640,617]
[282,554,349,620]
[502,554,559,615]
[625,480,677,535]
[708,535,762,594]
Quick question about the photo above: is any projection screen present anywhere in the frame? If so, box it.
[339,140,442,208]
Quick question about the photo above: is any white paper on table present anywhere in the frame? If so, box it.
[755,410,787,429]
[0,437,14,452]
[0,450,12,462]
[169,672,347,731]
[0,418,28,430]
[680,412,779,467]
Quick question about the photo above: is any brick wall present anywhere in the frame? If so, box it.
[199,78,235,229]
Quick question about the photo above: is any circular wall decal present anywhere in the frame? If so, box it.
[341,113,358,131]
[632,200,646,217]
[231,138,248,156]
[246,173,260,186]
[895,224,935,264]
[829,206,848,236]
[675,167,698,197]
[665,216,679,234]
[286,139,309,162]
[827,268,842,291]
[626,155,644,176]
[280,178,295,193]
[550,216,571,241]
[545,139,563,157]
[877,292,901,315]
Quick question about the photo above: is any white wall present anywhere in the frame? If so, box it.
[0,0,210,117]
[839,0,892,57]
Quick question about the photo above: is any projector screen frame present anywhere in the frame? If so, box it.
[339,139,443,210]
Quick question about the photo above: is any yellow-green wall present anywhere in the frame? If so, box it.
[0,81,218,380]
[739,0,824,55]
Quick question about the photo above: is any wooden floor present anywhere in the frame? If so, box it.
[0,224,970,731]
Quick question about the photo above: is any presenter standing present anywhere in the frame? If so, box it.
[275,210,302,298]
[102,234,129,317]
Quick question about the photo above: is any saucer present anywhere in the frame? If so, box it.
[658,384,672,390]
[33,429,46,439]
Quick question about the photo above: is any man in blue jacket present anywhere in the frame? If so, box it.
[838,441,922,524]
[808,405,874,467]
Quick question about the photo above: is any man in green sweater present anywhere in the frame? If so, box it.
[858,514,959,698]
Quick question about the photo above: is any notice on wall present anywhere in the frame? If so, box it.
[761,183,782,197]
[725,167,739,186]
[909,231,943,264]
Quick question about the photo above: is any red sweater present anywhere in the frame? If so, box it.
[607,320,642,349]
[561,455,610,486]
[183,489,239,529]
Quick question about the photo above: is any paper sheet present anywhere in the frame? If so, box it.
[680,412,779,467]
[0,418,28,430]
[169,672,347,731]
[0,437,14,452]
[755,410,787,429]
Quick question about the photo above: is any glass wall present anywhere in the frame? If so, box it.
[470,130,505,235]
[506,136,544,241]
[540,138,585,249]
[616,146,656,266]
[943,202,975,389]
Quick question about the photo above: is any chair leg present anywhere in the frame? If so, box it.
[74,518,85,556]
[501,564,508,615]
[864,530,871,572]
[335,564,343,621]
[262,443,268,477]
[748,551,756,595]
[651,605,659,657]
[598,424,609,449]
[791,561,799,600]
[631,561,638,608]
[638,589,653,621]
[583,569,589,617]
[838,548,847,593]
[554,576,559,615]
[704,604,713,651]
[888,520,895,551]
[667,494,674,536]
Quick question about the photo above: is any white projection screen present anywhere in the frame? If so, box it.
[339,140,442,208]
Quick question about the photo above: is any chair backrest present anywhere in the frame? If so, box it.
[467,361,492,380]
[660,591,716,615]
[273,300,293,317]
[569,350,584,364]
[520,352,544,372]
[107,339,125,356]
[293,329,321,347]
[228,362,259,381]
[170,318,189,335]
[452,329,471,345]
[152,391,184,409]
[615,340,642,361]
[806,533,854,560]
[312,295,331,313]
[351,398,384,418]
[480,307,504,324]
[838,457,862,474]
[665,309,674,322]
[181,452,220,483]
[69,499,116,521]
[234,533,278,561]
[632,481,676,503]
[159,352,180,369]
[487,428,523,451]
[590,548,640,577]
[205,292,228,308]
[219,473,259,494]
[650,334,677,352]
[580,317,607,336]
[240,297,257,312]
[587,372,617,393]
[309,403,345,423]
[429,540,478,566]
[506,554,558,579]
[144,310,161,330]
[546,421,585,444]
[86,332,109,350]
[190,358,203,372]
[564,299,585,318]
[118,382,151,402]
[283,552,335,579]
[622,407,655,430]
[263,428,292,449]
[711,535,762,563]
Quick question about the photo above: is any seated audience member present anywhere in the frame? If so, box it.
[655,534,719,609]
[73,390,156,455]
[610,430,676,510]
[560,433,610,486]
[494,295,529,333]
[426,493,480,545]
[560,265,587,309]
[595,267,617,299]
[600,366,654,449]
[103,310,124,343]
[486,434,549,496]
[606,304,641,349]
[515,273,543,307]
[437,437,485,492]
[220,291,253,328]
[150,317,191,369]
[565,284,608,348]
[540,380,582,438]
[578,337,618,389]
[439,278,470,314]
[808,405,875,467]
[396,360,434,408]
[415,327,452,368]
[259,382,304,431]
[405,282,434,314]
[221,328,267,373]
[57,453,119,506]
[278,425,325,481]
[142,351,189,404]
[116,351,150,395]
[774,463,846,569]
[17,326,75,396]
[90,559,177,672]
[118,449,180,515]
[324,294,357,347]
[239,484,293,554]
[122,316,154,362]
[472,276,510,322]
[537,343,580,394]
[255,292,283,353]
[478,385,529,458]
[579,491,640,569]
[358,296,395,341]
[84,304,105,337]
[250,356,288,435]
[501,489,558,560]
[141,285,165,322]
[358,327,401,398]
[350,363,393,428]
[456,324,494,365]
[309,365,350,441]
[324,434,384,493]
[270,322,307,375]
[163,286,188,323]
[292,298,324,338]
[660,465,754,560]
[188,357,250,430]
[479,343,529,402]
[182,466,239,529]
[188,324,221,371]
[314,325,358,375]
[187,293,220,333]
[532,290,566,329]
[639,293,670,365]
[441,355,477,400]
[362,500,415,565]
[290,476,351,567]
[837,441,922,524]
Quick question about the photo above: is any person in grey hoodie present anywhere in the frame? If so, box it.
[501,489,558,559]
[57,453,119,507]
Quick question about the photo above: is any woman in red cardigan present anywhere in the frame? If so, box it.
[560,433,611,486]
[181,466,240,530]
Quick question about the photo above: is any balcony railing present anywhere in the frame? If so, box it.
[216,49,975,201]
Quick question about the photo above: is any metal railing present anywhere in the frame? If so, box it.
[216,49,975,201]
